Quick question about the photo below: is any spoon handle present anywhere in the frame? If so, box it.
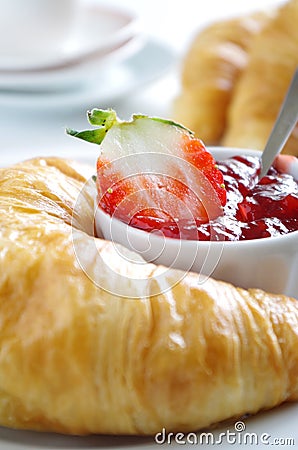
[260,68,298,179]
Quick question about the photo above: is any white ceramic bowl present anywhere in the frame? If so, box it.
[95,148,298,299]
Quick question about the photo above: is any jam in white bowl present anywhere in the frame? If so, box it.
[95,148,298,299]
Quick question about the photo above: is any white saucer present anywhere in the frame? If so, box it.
[0,36,143,92]
[0,0,140,72]
[0,40,176,110]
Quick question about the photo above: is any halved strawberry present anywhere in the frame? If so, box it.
[68,109,226,238]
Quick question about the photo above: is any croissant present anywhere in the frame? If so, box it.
[173,12,270,144]
[174,0,298,156]
[223,0,298,155]
[0,157,297,435]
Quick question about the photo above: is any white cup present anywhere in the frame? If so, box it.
[0,0,78,68]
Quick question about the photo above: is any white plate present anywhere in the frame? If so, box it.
[0,40,176,109]
[0,153,297,449]
[0,0,140,72]
[0,403,297,449]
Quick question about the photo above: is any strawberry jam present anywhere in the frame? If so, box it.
[128,155,298,241]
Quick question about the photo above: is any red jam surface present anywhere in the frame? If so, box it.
[127,155,298,241]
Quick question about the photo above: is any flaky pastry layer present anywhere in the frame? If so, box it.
[0,157,297,435]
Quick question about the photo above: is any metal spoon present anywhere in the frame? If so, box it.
[259,68,298,181]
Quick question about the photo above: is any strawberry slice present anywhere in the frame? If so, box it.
[68,109,226,239]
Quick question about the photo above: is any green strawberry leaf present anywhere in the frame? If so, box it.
[87,109,117,127]
[66,109,119,145]
[65,127,108,145]
[66,108,194,146]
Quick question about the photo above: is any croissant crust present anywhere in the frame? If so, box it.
[0,157,297,435]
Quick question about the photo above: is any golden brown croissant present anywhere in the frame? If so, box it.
[173,12,270,144]
[0,157,297,435]
[174,0,298,156]
[223,0,298,155]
